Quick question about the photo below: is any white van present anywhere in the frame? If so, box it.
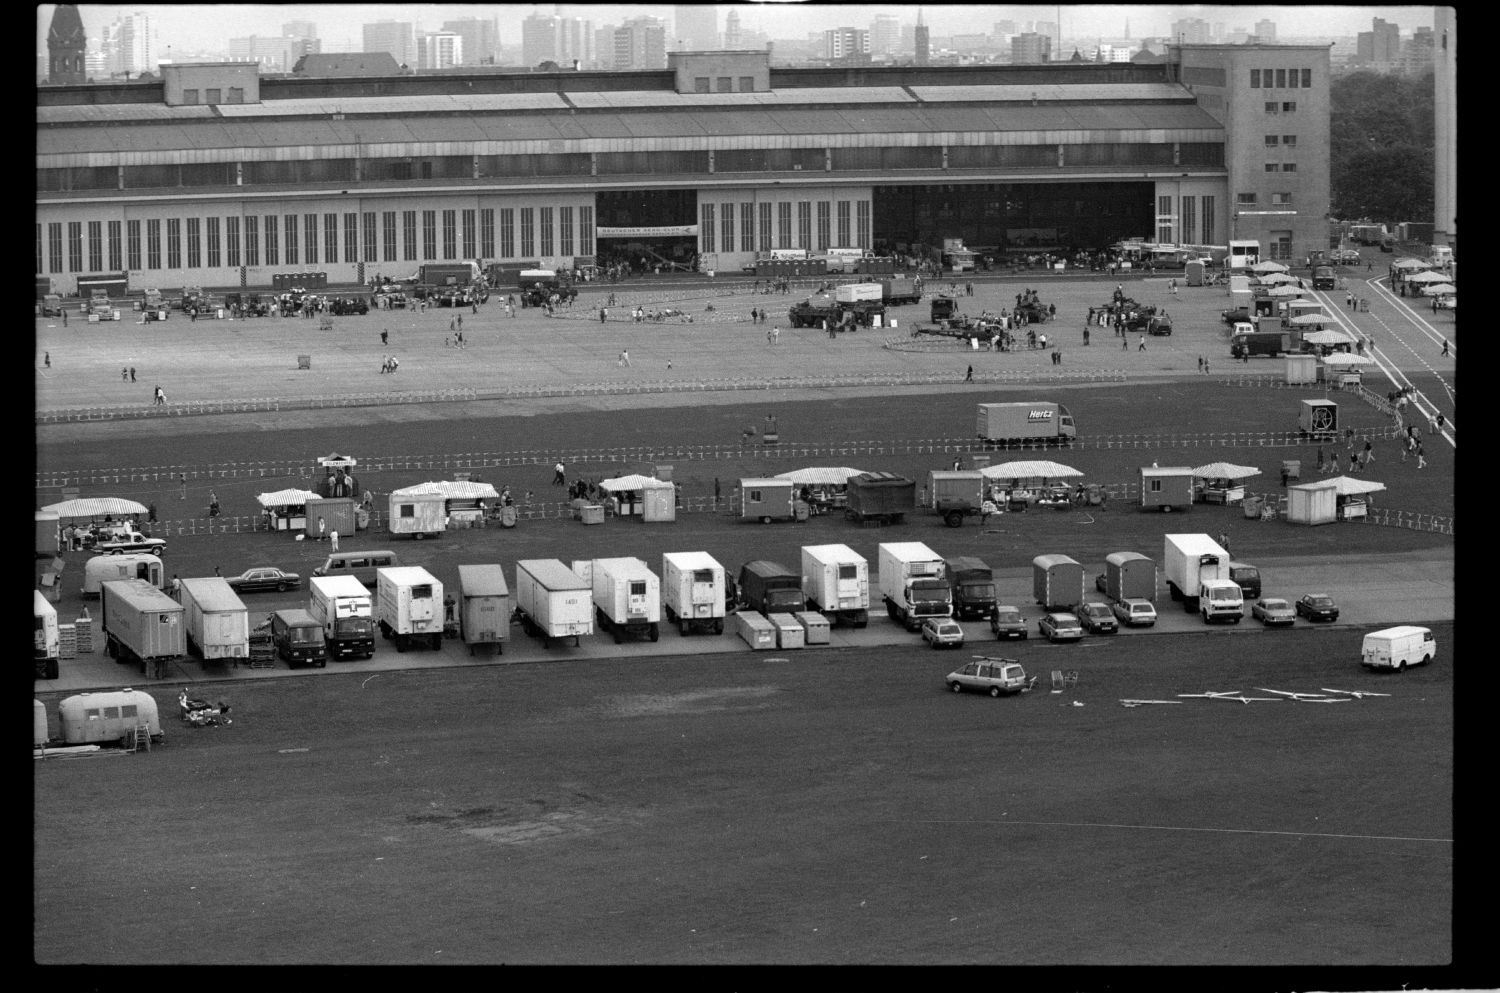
[1360,626,1437,671]
[312,549,400,587]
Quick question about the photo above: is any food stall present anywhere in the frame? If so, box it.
[773,467,868,512]
[1190,462,1262,505]
[315,453,360,499]
[599,474,677,522]
[1320,351,1373,387]
[438,480,500,527]
[1284,476,1384,524]
[41,497,150,549]
[979,460,1084,511]
[256,488,319,533]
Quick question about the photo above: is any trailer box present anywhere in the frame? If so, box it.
[515,559,594,648]
[733,611,778,649]
[1104,552,1157,602]
[374,566,444,652]
[1032,554,1086,611]
[880,276,921,305]
[308,574,376,660]
[740,477,797,523]
[661,551,727,636]
[34,590,60,680]
[456,564,510,654]
[1163,534,1240,621]
[800,544,870,627]
[387,486,448,539]
[1139,466,1195,512]
[976,402,1076,443]
[58,689,163,746]
[1298,399,1339,438]
[590,556,662,643]
[878,542,952,629]
[834,282,883,304]
[101,579,185,677]
[845,472,916,524]
[795,610,832,645]
[1361,626,1437,671]
[83,553,165,596]
[178,577,249,662]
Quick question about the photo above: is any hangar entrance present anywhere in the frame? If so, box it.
[872,182,1154,260]
[596,190,700,273]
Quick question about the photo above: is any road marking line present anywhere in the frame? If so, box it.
[913,817,1451,844]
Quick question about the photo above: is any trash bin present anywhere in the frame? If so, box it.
[500,505,517,528]
[1243,496,1263,519]
[355,508,370,531]
[581,504,604,525]
[1359,298,1369,312]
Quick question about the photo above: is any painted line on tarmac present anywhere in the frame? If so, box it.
[912,818,1451,845]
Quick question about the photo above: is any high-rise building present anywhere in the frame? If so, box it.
[1356,17,1401,65]
[418,32,462,70]
[993,20,1016,38]
[104,10,157,77]
[442,17,498,66]
[363,20,416,68]
[914,22,930,65]
[675,5,718,50]
[1011,32,1051,64]
[871,14,899,56]
[558,17,594,69]
[724,9,743,49]
[1254,19,1276,43]
[1433,7,1455,248]
[1171,18,1212,45]
[46,3,87,84]
[522,12,559,67]
[615,16,667,70]
[283,20,317,41]
[228,35,299,72]
[824,27,870,61]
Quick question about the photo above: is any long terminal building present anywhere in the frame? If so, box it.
[36,46,1330,295]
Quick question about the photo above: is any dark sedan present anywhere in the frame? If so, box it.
[1294,593,1340,622]
[226,567,302,594]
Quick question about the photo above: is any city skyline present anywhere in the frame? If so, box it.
[42,5,1441,59]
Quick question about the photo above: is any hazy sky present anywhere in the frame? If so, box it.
[41,4,1442,54]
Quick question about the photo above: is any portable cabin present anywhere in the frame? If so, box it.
[1032,554,1085,611]
[740,477,796,523]
[387,484,448,539]
[1139,467,1195,512]
[58,689,163,746]
[1285,354,1319,385]
[1184,259,1206,286]
[304,496,358,540]
[599,475,676,522]
[36,510,60,556]
[1298,399,1339,438]
[1285,480,1339,525]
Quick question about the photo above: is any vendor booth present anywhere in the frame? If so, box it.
[1284,353,1319,385]
[1321,351,1372,387]
[1191,462,1261,506]
[1285,476,1385,524]
[773,467,867,512]
[979,460,1084,510]
[42,497,150,550]
[389,481,499,536]
[316,453,360,499]
[257,488,319,532]
[599,474,677,522]
[1139,466,1194,511]
[304,496,358,538]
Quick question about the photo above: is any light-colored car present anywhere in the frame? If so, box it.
[1251,598,1296,626]
[1332,249,1362,264]
[1110,598,1157,627]
[990,605,1028,640]
[1076,601,1118,634]
[947,658,1029,697]
[921,617,965,649]
[1038,612,1083,642]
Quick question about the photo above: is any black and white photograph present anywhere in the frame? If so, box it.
[35,3,1460,975]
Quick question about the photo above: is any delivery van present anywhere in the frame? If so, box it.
[312,549,400,587]
[1360,626,1436,671]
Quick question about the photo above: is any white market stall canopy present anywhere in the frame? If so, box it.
[1404,270,1448,284]
[1264,284,1305,297]
[1321,352,1373,367]
[391,481,500,500]
[40,497,148,519]
[1421,283,1456,296]
[1302,329,1355,345]
[1328,476,1387,496]
[1288,313,1333,326]
[256,488,321,508]
[1255,272,1297,285]
[1190,462,1262,481]
[773,467,868,486]
[1249,260,1290,273]
[599,474,673,491]
[1391,258,1430,270]
[979,460,1084,480]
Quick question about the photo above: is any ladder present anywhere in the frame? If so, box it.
[128,723,152,753]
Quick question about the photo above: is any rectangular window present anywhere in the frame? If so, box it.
[1236,193,1258,206]
[777,202,792,249]
[283,214,297,265]
[1265,163,1280,172]
[1301,68,1311,88]
[227,87,244,104]
[1157,195,1173,245]
[740,203,754,252]
[1288,67,1299,89]
[264,215,277,266]
[1282,163,1297,173]
[1282,102,1297,113]
[717,76,732,92]
[462,209,476,260]
[519,207,534,257]
[363,211,377,262]
[147,218,162,269]
[739,76,754,92]
[856,200,870,248]
[382,211,396,262]
[243,216,257,266]
[758,202,772,251]
[1181,196,1196,246]
[720,203,734,253]
[108,219,123,271]
[182,89,199,105]
[186,217,200,269]
[304,214,318,265]
[481,208,495,259]
[560,205,574,257]
[206,88,221,104]
[1282,135,1297,147]
[1264,135,1279,147]
[1271,192,1293,205]
[324,213,338,266]
[1275,68,1286,88]
[816,201,830,251]
[403,211,417,261]
[499,208,514,258]
[344,213,358,263]
[836,201,850,246]
[48,222,62,273]
[166,218,182,269]
[207,217,221,268]
[797,201,811,249]
[67,221,83,272]
[1250,69,1261,88]
[443,210,458,260]
[225,217,239,268]
[579,204,594,256]
[539,206,553,257]
[694,77,709,93]
[422,210,437,260]
[88,220,103,271]
[1265,102,1279,114]
[700,203,715,254]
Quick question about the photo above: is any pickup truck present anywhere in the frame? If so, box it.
[90,531,167,556]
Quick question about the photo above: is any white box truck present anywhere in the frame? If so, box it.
[661,551,727,636]
[178,577,249,662]
[456,564,510,655]
[1163,534,1243,623]
[976,402,1077,443]
[801,543,870,627]
[34,590,60,680]
[515,559,593,648]
[1361,626,1437,671]
[590,557,662,643]
[878,542,952,630]
[309,574,376,660]
[101,578,185,678]
[375,566,444,652]
[834,282,883,304]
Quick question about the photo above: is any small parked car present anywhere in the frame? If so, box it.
[947,658,1029,697]
[1295,593,1340,623]
[1094,573,1108,594]
[1251,598,1296,626]
[1111,598,1157,627]
[1038,612,1084,643]
[1076,601,1118,634]
[226,566,302,594]
[990,604,1028,640]
[921,617,965,649]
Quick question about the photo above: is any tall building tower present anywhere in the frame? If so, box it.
[522,12,559,67]
[1434,7,1456,249]
[363,20,417,68]
[724,9,743,49]
[615,16,667,70]
[1010,32,1051,64]
[558,17,594,69]
[675,5,718,50]
[824,27,870,60]
[442,17,498,65]
[47,4,87,84]
[1254,19,1276,42]
[108,10,157,77]
[914,13,930,66]
[418,32,463,70]
[871,14,899,56]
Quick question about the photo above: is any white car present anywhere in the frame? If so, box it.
[921,617,965,649]
[947,658,1029,697]
[1110,598,1157,627]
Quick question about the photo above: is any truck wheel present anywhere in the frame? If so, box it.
[945,511,964,528]
[760,516,771,524]
[713,619,724,635]
[951,682,963,693]
[1422,654,1431,666]
[396,635,407,653]
[1162,506,1172,513]
[649,623,659,642]
[1398,660,1407,672]
[107,637,119,659]
[989,686,1002,698]
[680,620,690,637]
[613,628,623,645]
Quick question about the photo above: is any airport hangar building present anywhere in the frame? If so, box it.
[37,46,1329,295]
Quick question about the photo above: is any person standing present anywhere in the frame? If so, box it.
[153,384,166,405]
[179,473,187,500]
[553,461,566,487]
[1416,442,1427,470]
[1363,440,1375,465]
[1197,355,1204,373]
[43,352,50,368]
[965,365,974,382]
[1137,335,1146,351]
[381,329,389,345]
[713,477,721,509]
[329,529,339,553]
[317,516,327,541]
[130,367,137,382]
[618,349,630,367]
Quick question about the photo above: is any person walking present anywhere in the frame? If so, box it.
[1363,439,1374,465]
[965,365,973,382]
[714,477,721,509]
[1137,335,1146,351]
[381,329,389,345]
[179,474,187,500]
[1203,358,1210,375]
[553,461,566,487]
[329,529,339,553]
[1316,446,1326,474]
[1441,338,1450,356]
[1436,412,1446,433]
[1416,442,1427,469]
[130,367,137,382]
[43,352,50,368]
[153,384,166,405]
[1197,355,1204,373]
[618,349,630,367]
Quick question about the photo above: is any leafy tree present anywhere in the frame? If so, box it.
[1330,70,1435,222]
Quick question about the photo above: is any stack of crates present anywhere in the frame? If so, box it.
[57,623,77,660]
[73,613,93,653]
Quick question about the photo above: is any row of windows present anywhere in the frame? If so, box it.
[36,143,1227,193]
[691,75,758,93]
[1264,163,1298,173]
[697,199,869,253]
[1264,102,1298,114]
[1263,135,1298,147]
[37,206,598,275]
[180,87,246,105]
[1249,68,1313,89]
[1157,194,1216,247]
[1235,193,1295,206]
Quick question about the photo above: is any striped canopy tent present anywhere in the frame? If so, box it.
[1191,462,1262,482]
[979,460,1084,482]
[773,467,868,486]
[1249,260,1290,273]
[1302,328,1355,345]
[40,497,148,520]
[1391,258,1430,270]
[1404,269,1448,283]
[1288,313,1332,326]
[1255,272,1297,285]
[1420,283,1456,296]
[1264,284,1305,297]
[1321,352,1373,367]
[256,488,321,508]
[599,474,672,492]
[1328,476,1386,496]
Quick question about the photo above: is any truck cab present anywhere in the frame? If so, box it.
[271,609,326,668]
[1199,580,1244,624]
